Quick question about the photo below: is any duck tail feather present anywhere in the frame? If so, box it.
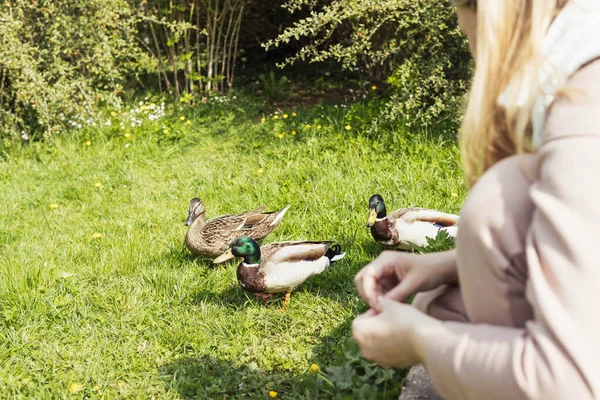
[325,244,346,263]
[270,204,291,226]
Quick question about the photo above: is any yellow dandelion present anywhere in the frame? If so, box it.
[61,161,67,166]
[309,363,319,374]
[317,125,322,130]
[451,192,458,198]
[283,114,288,119]
[345,125,352,131]
[261,117,266,123]
[94,182,102,188]
[291,130,297,136]
[69,383,84,394]
[179,116,185,121]
[110,111,117,117]
[269,391,278,398]
[292,112,297,117]
[371,85,377,90]
[92,233,102,239]
[186,120,191,125]
[86,141,92,146]
[278,133,284,139]
[273,115,279,120]
[305,124,311,129]
[93,385,100,392]
[124,133,131,138]
[50,203,59,209]
[257,168,264,174]
[163,129,169,134]
[140,105,148,111]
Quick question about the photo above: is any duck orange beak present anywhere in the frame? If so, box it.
[213,248,235,264]
[366,208,377,227]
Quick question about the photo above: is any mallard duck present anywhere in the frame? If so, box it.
[213,236,346,309]
[184,198,290,258]
[366,194,459,251]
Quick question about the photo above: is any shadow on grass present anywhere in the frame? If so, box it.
[362,240,387,258]
[182,256,365,310]
[161,356,308,399]
[177,234,387,310]
[187,284,252,309]
[169,244,215,264]
[160,321,406,399]
[305,316,407,399]
[148,242,224,270]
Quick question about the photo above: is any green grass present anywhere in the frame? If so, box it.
[0,95,466,398]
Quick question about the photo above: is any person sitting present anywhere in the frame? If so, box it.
[352,0,600,398]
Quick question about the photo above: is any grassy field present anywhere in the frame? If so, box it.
[0,95,465,399]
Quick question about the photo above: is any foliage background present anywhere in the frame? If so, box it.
[0,0,144,140]
[0,0,471,142]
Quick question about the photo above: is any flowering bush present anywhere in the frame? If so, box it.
[0,0,145,140]
[264,0,472,129]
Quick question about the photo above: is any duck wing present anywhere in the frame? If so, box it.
[240,204,290,229]
[259,241,336,293]
[205,205,268,232]
[390,208,459,227]
[261,241,334,264]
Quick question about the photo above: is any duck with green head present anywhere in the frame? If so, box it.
[214,236,346,309]
[367,194,460,251]
[184,197,290,259]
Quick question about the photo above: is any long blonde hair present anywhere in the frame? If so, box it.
[460,0,569,187]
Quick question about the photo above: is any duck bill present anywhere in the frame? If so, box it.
[184,211,195,226]
[366,208,377,227]
[213,248,235,264]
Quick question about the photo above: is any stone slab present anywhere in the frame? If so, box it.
[398,364,443,400]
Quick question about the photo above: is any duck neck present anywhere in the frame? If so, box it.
[242,242,262,266]
[243,253,261,266]
[192,213,207,228]
[377,204,387,219]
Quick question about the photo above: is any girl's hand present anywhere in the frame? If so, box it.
[352,297,441,368]
[354,250,457,309]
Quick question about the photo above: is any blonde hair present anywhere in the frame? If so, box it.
[460,0,569,187]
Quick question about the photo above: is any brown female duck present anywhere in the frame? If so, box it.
[184,198,290,258]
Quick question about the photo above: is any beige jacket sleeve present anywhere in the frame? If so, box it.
[422,59,600,400]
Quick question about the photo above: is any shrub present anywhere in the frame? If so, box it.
[264,0,473,129]
[137,0,246,99]
[0,0,144,140]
